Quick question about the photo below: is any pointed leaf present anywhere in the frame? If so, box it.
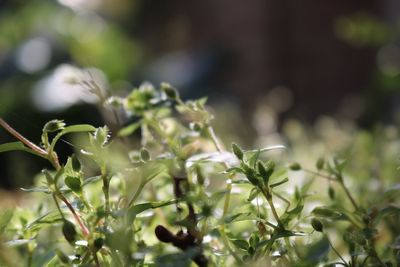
[118,121,142,137]
[0,141,45,158]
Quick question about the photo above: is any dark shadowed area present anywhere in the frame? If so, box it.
[0,0,399,188]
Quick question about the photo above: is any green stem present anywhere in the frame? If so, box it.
[303,169,336,181]
[101,165,110,218]
[128,179,146,208]
[52,193,65,220]
[219,225,243,264]
[338,180,359,211]
[304,169,359,211]
[327,236,347,265]
[259,187,284,228]
[58,194,89,236]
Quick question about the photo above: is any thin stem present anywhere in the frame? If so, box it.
[58,194,89,236]
[0,117,47,156]
[219,225,243,264]
[304,168,359,211]
[303,169,336,181]
[259,188,284,228]
[205,124,242,264]
[128,179,145,208]
[52,193,65,220]
[205,125,232,215]
[92,249,101,267]
[101,165,110,217]
[338,180,359,211]
[205,125,225,158]
[327,236,347,265]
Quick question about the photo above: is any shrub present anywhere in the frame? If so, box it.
[0,82,399,266]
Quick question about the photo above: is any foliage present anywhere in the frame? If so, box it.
[0,81,400,267]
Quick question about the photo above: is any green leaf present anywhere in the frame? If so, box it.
[232,143,244,160]
[316,158,325,170]
[0,141,45,158]
[0,141,27,153]
[269,177,289,188]
[273,229,307,239]
[65,176,82,193]
[312,207,342,219]
[247,187,260,201]
[50,124,96,152]
[280,200,304,225]
[231,239,249,251]
[160,82,179,100]
[127,199,176,224]
[118,121,142,137]
[224,212,256,224]
[25,210,64,230]
[82,175,102,186]
[289,162,302,171]
[245,149,260,167]
[139,162,168,182]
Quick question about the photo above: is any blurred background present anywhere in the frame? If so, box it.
[1,0,400,188]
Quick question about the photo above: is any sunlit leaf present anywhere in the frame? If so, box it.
[118,121,142,137]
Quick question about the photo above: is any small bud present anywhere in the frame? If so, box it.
[257,161,268,177]
[362,215,371,225]
[160,82,179,100]
[62,220,77,243]
[289,162,302,171]
[328,186,335,200]
[43,119,66,133]
[105,96,123,108]
[316,158,324,170]
[195,165,205,185]
[311,218,324,232]
[140,148,151,161]
[189,122,202,132]
[257,161,274,184]
[264,161,275,176]
[93,126,110,147]
[232,143,244,160]
[256,221,266,235]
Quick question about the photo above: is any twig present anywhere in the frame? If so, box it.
[0,117,47,156]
